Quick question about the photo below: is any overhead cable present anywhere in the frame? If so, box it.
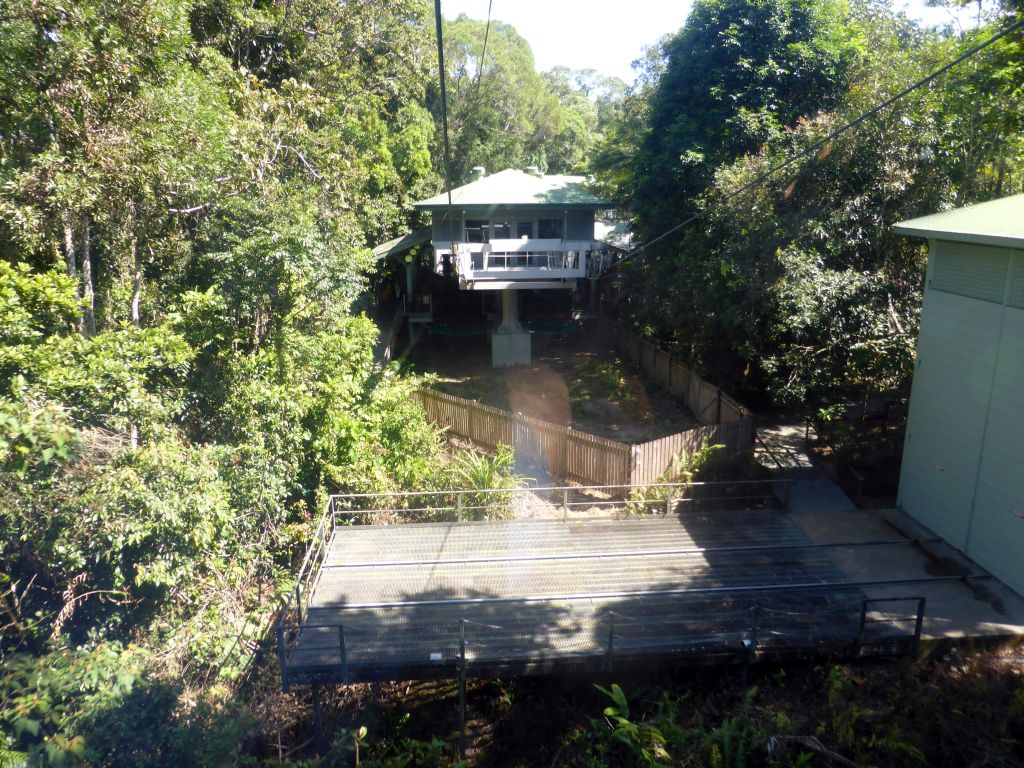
[611,14,1024,271]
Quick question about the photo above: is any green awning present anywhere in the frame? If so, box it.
[371,228,431,261]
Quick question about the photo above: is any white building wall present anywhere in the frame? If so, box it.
[898,242,1024,596]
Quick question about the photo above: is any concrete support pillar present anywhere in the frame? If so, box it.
[493,288,530,367]
[498,288,521,333]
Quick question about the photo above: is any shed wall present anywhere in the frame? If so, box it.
[898,241,1024,596]
[966,302,1024,593]
[898,287,1000,546]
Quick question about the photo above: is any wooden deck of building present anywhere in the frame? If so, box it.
[278,509,925,687]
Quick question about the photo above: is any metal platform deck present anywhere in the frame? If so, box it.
[277,499,927,688]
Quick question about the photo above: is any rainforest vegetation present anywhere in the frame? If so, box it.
[0,0,1022,764]
[594,0,1024,405]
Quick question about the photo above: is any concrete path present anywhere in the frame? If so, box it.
[755,421,858,514]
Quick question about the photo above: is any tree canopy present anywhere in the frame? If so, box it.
[2,0,1023,761]
[432,15,623,182]
[596,0,1024,405]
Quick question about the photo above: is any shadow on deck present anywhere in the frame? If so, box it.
[277,487,929,689]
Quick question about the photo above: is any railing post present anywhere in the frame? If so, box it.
[742,605,759,686]
[295,584,303,626]
[456,491,463,522]
[277,623,290,692]
[562,488,568,522]
[665,493,674,516]
[339,624,348,681]
[911,598,926,658]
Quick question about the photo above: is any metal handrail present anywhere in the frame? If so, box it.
[276,593,929,691]
[280,481,787,628]
[328,478,793,501]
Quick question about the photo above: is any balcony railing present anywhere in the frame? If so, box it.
[436,238,593,282]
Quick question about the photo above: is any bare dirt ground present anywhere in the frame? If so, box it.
[407,325,695,444]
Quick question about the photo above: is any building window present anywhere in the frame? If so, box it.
[492,221,511,239]
[516,221,533,239]
[465,219,488,243]
[538,218,563,239]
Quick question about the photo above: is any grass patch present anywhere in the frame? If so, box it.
[570,356,650,422]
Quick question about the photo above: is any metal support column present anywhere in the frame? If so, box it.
[742,605,760,686]
[339,624,348,681]
[458,618,467,760]
[277,624,289,692]
[911,597,926,658]
[856,600,869,658]
[604,613,615,672]
[312,684,323,740]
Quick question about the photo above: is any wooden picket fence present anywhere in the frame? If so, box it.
[593,315,750,424]
[412,388,632,485]
[412,387,754,488]
[628,420,754,486]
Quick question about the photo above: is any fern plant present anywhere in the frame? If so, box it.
[627,438,724,514]
[594,683,672,767]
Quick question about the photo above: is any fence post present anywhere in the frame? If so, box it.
[456,491,463,522]
[295,584,303,626]
[562,488,569,522]
[665,493,674,516]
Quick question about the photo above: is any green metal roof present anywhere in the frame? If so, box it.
[371,228,430,260]
[893,194,1024,249]
[413,168,611,211]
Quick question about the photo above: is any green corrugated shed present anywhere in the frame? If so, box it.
[896,194,1024,597]
[893,193,1024,248]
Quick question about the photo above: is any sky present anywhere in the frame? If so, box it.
[440,0,984,83]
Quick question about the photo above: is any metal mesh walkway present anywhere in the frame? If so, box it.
[278,508,926,686]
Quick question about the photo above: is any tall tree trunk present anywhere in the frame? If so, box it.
[130,237,141,329]
[129,236,142,449]
[80,213,95,336]
[63,218,78,294]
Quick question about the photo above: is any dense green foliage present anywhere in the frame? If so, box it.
[2,0,1022,762]
[436,16,625,182]
[597,0,1024,404]
[0,0,614,759]
[561,658,1024,767]
[0,0,505,763]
